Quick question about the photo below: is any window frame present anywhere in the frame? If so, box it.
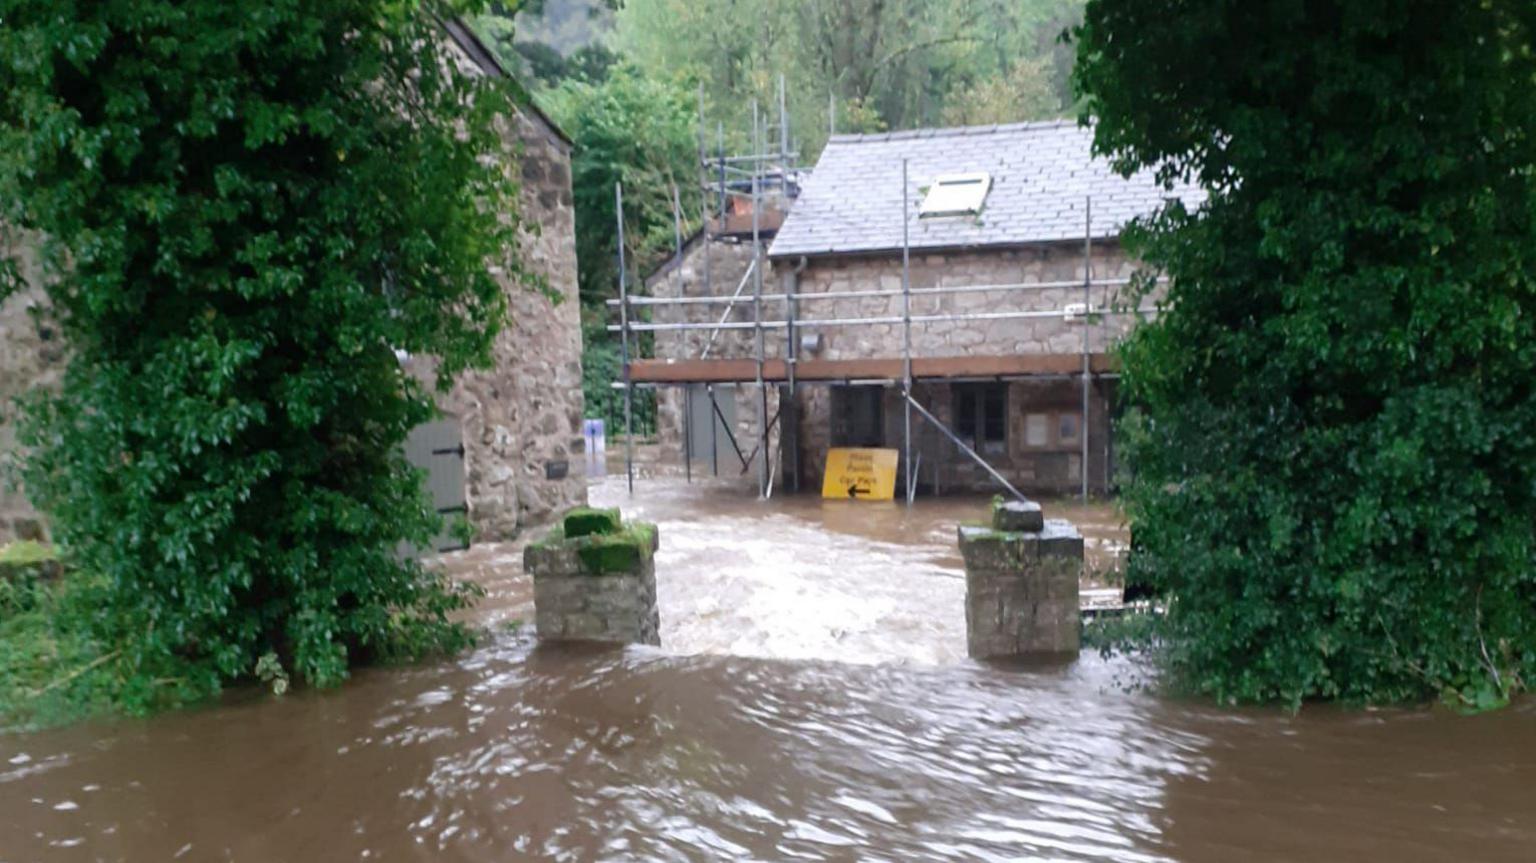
[953,382,1008,456]
[919,172,993,218]
[1019,410,1084,451]
[1058,412,1081,446]
[831,384,886,448]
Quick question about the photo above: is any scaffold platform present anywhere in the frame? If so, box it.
[626,353,1117,385]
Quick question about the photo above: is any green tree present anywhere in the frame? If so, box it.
[475,1,617,84]
[940,57,1061,126]
[566,44,619,83]
[543,64,698,434]
[543,65,698,303]
[1076,1,1536,707]
[514,40,572,84]
[0,0,522,709]
[615,0,1082,158]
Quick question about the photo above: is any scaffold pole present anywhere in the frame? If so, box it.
[616,182,634,495]
[902,158,914,505]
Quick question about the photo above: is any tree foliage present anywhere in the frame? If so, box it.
[614,0,1082,156]
[476,1,617,86]
[941,57,1060,127]
[0,0,521,709]
[542,64,698,434]
[542,66,700,307]
[1077,1,1536,707]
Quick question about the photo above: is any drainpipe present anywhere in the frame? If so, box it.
[785,255,808,492]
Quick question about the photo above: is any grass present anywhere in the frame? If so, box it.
[574,522,656,574]
[0,539,57,568]
[534,510,658,575]
[562,506,621,538]
[0,555,121,732]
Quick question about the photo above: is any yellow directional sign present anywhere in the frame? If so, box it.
[821,447,898,501]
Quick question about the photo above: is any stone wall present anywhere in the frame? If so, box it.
[959,502,1083,658]
[433,106,587,539]
[524,509,661,646]
[789,244,1136,495]
[794,243,1138,357]
[649,239,1142,495]
[647,236,779,362]
[647,236,782,478]
[0,229,61,542]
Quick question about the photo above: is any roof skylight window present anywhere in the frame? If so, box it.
[919,172,992,218]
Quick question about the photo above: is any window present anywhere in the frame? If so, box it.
[1058,413,1080,444]
[1023,411,1081,449]
[955,383,1007,455]
[1025,413,1050,447]
[831,385,885,447]
[919,172,992,218]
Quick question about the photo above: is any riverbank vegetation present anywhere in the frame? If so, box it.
[1077,1,1536,709]
[0,1,513,722]
[0,543,120,729]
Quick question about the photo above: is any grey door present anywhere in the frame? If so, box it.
[686,383,738,471]
[403,419,468,554]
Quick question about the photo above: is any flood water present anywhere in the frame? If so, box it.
[2,476,1533,861]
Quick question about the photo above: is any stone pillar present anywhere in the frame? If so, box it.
[523,507,661,646]
[958,500,1082,658]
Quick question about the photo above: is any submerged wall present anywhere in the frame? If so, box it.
[959,501,1083,658]
[525,507,661,646]
[790,377,1116,497]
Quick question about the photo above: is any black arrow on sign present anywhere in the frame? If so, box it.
[847,484,868,498]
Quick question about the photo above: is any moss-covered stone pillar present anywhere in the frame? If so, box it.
[958,500,1082,658]
[523,507,661,646]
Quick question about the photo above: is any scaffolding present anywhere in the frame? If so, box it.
[608,82,1143,504]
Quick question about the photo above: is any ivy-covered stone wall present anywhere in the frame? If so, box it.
[434,105,588,539]
[0,107,586,543]
[0,228,61,542]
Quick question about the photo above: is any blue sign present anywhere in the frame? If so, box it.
[583,419,606,477]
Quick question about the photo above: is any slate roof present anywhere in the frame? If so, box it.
[767,120,1204,259]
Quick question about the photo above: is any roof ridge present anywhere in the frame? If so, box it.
[826,119,1082,145]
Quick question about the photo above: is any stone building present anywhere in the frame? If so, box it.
[635,121,1202,497]
[439,21,587,538]
[0,20,586,542]
[640,173,796,481]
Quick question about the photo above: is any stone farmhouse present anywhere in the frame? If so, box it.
[0,20,586,543]
[635,120,1202,497]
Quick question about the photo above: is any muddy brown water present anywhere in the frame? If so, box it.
[2,477,1533,862]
